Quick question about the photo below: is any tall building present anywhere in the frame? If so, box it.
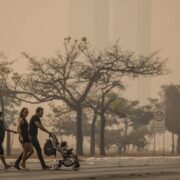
[68,0,151,104]
[68,0,95,43]
[137,0,151,104]
[94,0,109,49]
[68,0,109,49]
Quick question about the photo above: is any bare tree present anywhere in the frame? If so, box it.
[46,103,75,140]
[9,38,168,155]
[85,74,123,155]
[90,109,98,156]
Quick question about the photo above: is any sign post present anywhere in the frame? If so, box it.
[153,109,165,154]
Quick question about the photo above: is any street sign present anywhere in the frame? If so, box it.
[153,109,165,133]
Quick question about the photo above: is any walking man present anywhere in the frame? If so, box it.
[0,111,17,169]
[14,107,51,170]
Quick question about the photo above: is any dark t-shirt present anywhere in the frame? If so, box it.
[29,115,41,138]
[0,119,5,142]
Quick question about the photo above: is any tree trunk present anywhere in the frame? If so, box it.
[6,132,11,156]
[90,111,97,156]
[118,145,122,155]
[123,145,127,154]
[0,95,11,156]
[123,119,128,154]
[100,112,106,155]
[177,134,180,154]
[76,105,83,155]
[172,133,175,155]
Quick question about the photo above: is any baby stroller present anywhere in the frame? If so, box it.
[44,133,80,171]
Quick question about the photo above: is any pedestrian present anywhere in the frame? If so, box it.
[14,107,51,170]
[0,111,17,170]
[16,108,34,170]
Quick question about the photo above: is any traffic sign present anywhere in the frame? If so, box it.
[153,109,165,133]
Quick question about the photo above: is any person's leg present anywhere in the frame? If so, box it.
[14,137,24,168]
[31,138,46,168]
[24,144,34,161]
[14,152,23,168]
[0,155,12,169]
[0,143,11,169]
[20,143,29,169]
[0,154,6,166]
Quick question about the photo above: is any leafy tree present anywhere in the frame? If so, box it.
[85,77,123,155]
[109,95,153,153]
[96,126,150,154]
[130,105,153,129]
[102,129,126,155]
[161,84,180,154]
[0,58,21,155]
[47,102,91,140]
[128,127,149,151]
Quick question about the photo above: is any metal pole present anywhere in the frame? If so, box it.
[163,132,165,156]
[153,132,156,153]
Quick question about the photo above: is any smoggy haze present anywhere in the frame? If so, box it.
[0,0,180,149]
[0,0,180,102]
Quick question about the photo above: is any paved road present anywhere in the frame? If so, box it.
[1,164,180,180]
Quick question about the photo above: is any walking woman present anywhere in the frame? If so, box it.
[0,111,17,169]
[17,108,33,170]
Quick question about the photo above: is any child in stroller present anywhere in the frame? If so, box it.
[58,141,80,170]
[46,133,80,171]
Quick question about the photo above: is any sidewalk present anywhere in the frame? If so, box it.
[6,156,180,167]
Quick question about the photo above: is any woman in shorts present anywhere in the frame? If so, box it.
[17,108,34,170]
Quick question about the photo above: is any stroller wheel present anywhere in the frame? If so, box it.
[53,164,61,170]
[73,164,80,171]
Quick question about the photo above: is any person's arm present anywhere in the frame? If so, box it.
[5,129,17,134]
[4,120,17,134]
[17,119,23,140]
[34,121,50,134]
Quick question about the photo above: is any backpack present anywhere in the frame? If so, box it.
[44,139,56,156]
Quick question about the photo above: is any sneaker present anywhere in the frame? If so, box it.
[20,167,29,171]
[19,164,29,171]
[42,165,51,170]
[5,164,12,170]
[13,164,21,170]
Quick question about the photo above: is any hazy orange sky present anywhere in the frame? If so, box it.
[0,0,180,103]
[1,0,180,150]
